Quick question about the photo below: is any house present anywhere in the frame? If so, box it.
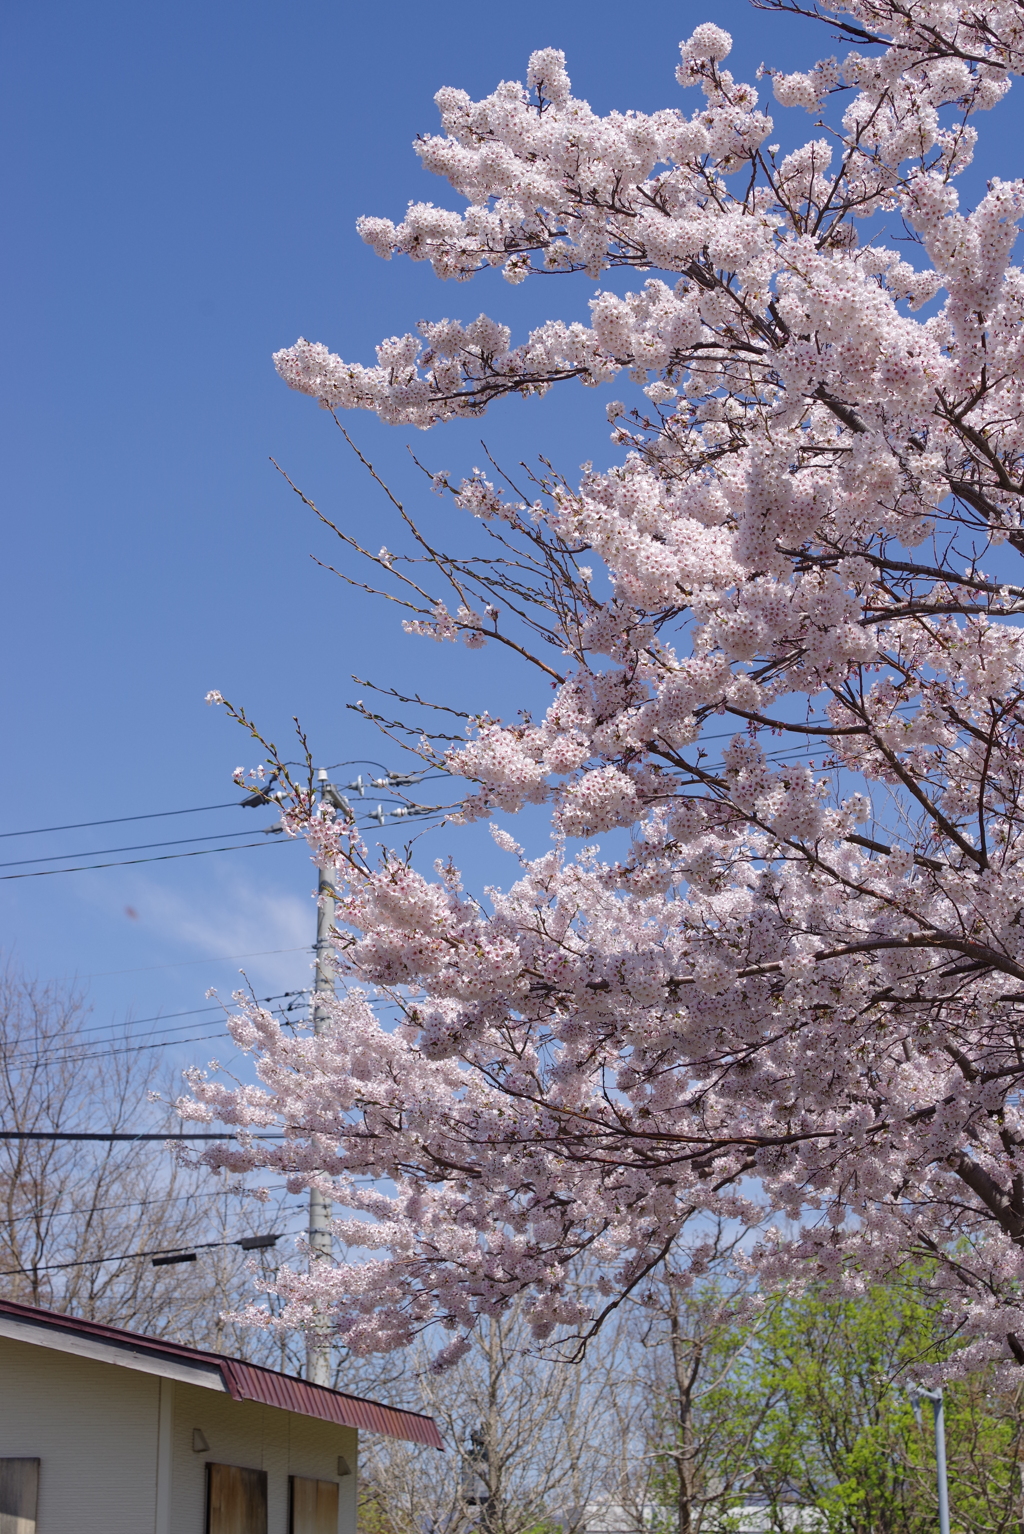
[0,1297,442,1534]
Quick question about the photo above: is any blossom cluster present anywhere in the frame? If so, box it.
[189,4,1024,1371]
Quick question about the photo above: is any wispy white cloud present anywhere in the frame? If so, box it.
[126,864,317,994]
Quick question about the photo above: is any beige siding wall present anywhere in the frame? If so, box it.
[172,1380,357,1534]
[0,1334,358,1534]
[0,1333,160,1533]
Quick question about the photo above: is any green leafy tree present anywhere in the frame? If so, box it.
[665,1276,1024,1534]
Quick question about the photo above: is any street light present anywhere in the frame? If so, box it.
[909,1384,950,1534]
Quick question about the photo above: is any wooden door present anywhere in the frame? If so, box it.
[207,1462,268,1534]
[0,1458,39,1534]
[290,1475,339,1534]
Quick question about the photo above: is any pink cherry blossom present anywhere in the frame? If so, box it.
[189,5,1024,1374]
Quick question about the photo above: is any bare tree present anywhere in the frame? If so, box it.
[599,1231,779,1534]
[356,1297,623,1534]
[0,966,295,1353]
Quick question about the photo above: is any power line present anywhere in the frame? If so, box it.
[0,808,445,881]
[8,991,308,1052]
[0,826,282,871]
[0,802,245,841]
[0,837,293,881]
[0,1230,290,1279]
[3,1012,309,1071]
[0,1177,369,1233]
[14,1005,311,1069]
[12,1027,244,1070]
[0,1185,292,1229]
[0,1132,287,1142]
[0,730,894,850]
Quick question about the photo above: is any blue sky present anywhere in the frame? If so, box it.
[2,0,1022,1082]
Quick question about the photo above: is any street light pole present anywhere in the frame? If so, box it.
[307,768,336,1387]
[910,1385,950,1534]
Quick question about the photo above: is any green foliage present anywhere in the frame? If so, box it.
[650,1272,1024,1534]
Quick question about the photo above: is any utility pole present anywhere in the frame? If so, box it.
[910,1384,950,1534]
[307,767,336,1386]
[287,762,435,1384]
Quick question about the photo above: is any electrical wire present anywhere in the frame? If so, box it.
[0,806,446,880]
[5,990,309,1053]
[0,1185,369,1233]
[0,1230,293,1279]
[326,761,448,782]
[0,837,294,881]
[0,725,896,847]
[10,1006,312,1067]
[0,1185,293,1228]
[12,1028,245,1069]
[0,1132,286,1143]
[0,827,283,871]
[0,803,245,841]
[7,1016,311,1074]
[17,1011,311,1069]
[22,1011,312,1067]
[323,760,400,774]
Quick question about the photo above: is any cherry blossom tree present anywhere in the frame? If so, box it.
[193,0,1024,1373]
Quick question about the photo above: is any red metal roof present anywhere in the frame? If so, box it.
[0,1298,443,1449]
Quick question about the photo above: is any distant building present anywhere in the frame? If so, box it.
[576,1500,658,1534]
[706,1503,824,1534]
[577,1499,821,1534]
[0,1297,441,1534]
[720,1503,821,1527]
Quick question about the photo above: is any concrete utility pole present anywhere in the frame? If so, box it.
[307,768,336,1386]
[300,762,436,1384]
[910,1384,950,1534]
